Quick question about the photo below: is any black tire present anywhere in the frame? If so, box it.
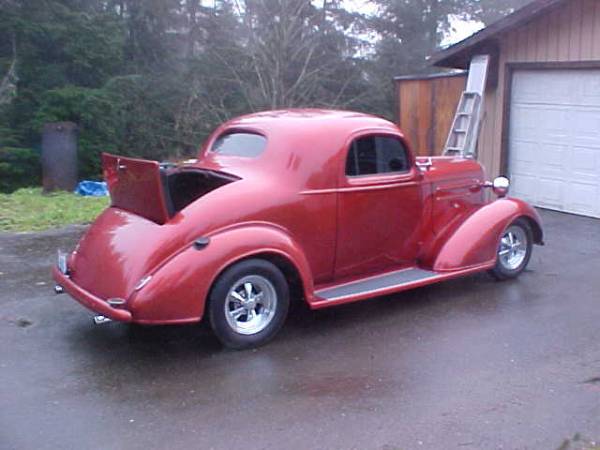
[489,218,533,281]
[208,259,290,350]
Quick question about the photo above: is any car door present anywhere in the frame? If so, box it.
[334,133,423,279]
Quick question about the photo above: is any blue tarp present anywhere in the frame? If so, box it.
[74,180,109,197]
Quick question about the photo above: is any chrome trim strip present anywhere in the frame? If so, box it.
[134,275,152,291]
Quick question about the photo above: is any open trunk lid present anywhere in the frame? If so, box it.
[103,153,171,224]
[102,153,238,224]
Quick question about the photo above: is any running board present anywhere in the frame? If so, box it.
[311,266,490,309]
[316,268,437,301]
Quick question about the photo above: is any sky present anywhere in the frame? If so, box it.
[341,0,485,47]
[443,14,485,47]
[207,0,486,50]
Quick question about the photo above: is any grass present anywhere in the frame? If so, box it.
[0,188,109,232]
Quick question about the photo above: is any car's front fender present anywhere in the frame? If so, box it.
[128,222,314,324]
[432,198,543,272]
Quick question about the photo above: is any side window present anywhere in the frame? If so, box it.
[346,136,410,177]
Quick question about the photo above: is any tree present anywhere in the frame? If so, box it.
[0,0,534,191]
[212,0,367,110]
[363,0,534,118]
[168,0,370,151]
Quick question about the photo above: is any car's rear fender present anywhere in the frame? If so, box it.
[128,222,314,323]
[430,198,543,272]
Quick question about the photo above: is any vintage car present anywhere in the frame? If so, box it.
[53,110,544,349]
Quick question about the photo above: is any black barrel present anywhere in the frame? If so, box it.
[41,122,78,192]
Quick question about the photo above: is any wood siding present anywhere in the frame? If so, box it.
[396,74,466,156]
[479,0,600,177]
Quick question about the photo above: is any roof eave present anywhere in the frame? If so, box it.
[431,0,566,69]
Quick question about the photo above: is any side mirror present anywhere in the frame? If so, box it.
[492,176,510,197]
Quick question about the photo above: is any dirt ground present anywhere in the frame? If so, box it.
[1,210,599,450]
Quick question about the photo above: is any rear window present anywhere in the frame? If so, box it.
[211,132,266,157]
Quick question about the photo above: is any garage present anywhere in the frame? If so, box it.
[508,69,600,218]
[430,0,600,219]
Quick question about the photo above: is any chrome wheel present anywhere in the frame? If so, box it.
[498,225,528,270]
[224,275,278,336]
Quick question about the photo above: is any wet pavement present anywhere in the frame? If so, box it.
[1,210,599,450]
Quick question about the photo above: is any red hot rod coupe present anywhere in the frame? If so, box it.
[53,110,543,349]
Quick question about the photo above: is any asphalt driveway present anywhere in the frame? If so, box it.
[1,210,599,450]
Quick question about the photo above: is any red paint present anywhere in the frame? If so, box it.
[52,109,544,324]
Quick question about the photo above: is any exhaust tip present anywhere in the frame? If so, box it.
[107,298,126,306]
[54,285,64,295]
[93,315,112,325]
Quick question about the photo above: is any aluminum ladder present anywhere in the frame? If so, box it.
[443,54,490,158]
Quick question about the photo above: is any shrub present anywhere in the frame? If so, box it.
[0,147,41,193]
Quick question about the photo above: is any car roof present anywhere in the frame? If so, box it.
[196,109,405,188]
[224,109,397,131]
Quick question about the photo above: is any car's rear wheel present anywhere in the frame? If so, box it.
[489,219,533,280]
[208,259,290,349]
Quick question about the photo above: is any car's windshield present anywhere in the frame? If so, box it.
[211,132,267,157]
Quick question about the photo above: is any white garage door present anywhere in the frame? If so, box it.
[508,69,600,218]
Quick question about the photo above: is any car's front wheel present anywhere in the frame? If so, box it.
[489,218,533,280]
[208,259,290,349]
